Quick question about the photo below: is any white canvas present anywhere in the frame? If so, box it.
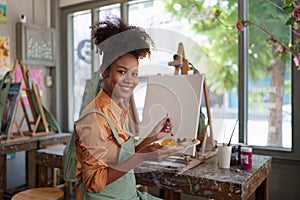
[138,74,204,155]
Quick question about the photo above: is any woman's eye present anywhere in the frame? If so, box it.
[132,72,138,77]
[118,70,126,75]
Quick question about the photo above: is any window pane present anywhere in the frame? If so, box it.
[98,4,120,18]
[72,10,92,120]
[71,5,120,121]
[128,0,236,144]
[128,0,188,122]
[248,0,291,148]
[95,4,120,73]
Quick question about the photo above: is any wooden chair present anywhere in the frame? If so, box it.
[11,187,64,200]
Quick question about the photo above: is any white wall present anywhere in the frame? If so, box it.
[0,0,53,109]
[0,0,52,189]
[59,0,92,7]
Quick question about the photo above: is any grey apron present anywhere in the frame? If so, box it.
[78,109,161,200]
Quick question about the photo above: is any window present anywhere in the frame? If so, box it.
[60,0,298,155]
[98,4,120,18]
[247,0,291,149]
[127,1,230,137]
[71,10,92,121]
[69,4,120,121]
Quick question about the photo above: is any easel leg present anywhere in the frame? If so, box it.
[203,80,215,147]
[200,125,208,155]
[20,97,32,132]
[32,83,49,133]
[14,117,24,136]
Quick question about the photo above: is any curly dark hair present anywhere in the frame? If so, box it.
[92,15,154,71]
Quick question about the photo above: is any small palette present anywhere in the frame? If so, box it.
[160,138,200,150]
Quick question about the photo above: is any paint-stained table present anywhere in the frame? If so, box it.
[135,154,272,200]
[32,143,271,200]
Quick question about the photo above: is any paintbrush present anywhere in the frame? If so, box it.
[227,119,238,146]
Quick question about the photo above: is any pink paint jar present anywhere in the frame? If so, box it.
[240,146,252,170]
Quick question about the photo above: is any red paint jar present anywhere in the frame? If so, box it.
[240,146,252,170]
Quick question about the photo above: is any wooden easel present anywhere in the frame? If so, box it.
[12,60,52,137]
[167,43,193,75]
[3,94,32,142]
[0,60,31,141]
[168,42,216,159]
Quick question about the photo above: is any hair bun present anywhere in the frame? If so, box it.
[92,15,137,52]
[92,15,154,72]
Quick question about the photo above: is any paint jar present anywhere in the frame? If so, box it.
[230,144,240,166]
[218,145,232,169]
[240,146,252,170]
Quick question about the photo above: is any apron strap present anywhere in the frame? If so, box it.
[77,109,123,145]
[125,121,134,137]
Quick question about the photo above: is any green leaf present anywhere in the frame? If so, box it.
[283,5,294,13]
[274,51,280,58]
[286,17,295,25]
[282,54,287,62]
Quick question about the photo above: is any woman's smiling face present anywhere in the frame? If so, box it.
[103,53,139,102]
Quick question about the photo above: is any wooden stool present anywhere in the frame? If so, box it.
[12,187,64,200]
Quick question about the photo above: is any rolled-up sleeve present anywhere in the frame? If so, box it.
[75,113,110,192]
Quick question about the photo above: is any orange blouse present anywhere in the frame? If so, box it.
[74,89,131,198]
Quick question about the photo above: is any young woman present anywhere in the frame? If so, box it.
[70,16,178,200]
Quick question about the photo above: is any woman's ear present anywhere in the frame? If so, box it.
[102,70,108,78]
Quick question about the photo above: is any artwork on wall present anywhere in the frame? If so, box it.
[0,0,7,24]
[0,36,10,67]
[16,23,56,66]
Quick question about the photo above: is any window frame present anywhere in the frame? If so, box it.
[59,0,300,160]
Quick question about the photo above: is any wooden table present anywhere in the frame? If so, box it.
[36,145,72,199]
[135,154,272,200]
[0,133,70,200]
[33,144,272,200]
[36,145,65,187]
[36,133,70,149]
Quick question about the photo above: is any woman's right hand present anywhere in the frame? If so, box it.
[136,143,179,162]
[145,114,173,142]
